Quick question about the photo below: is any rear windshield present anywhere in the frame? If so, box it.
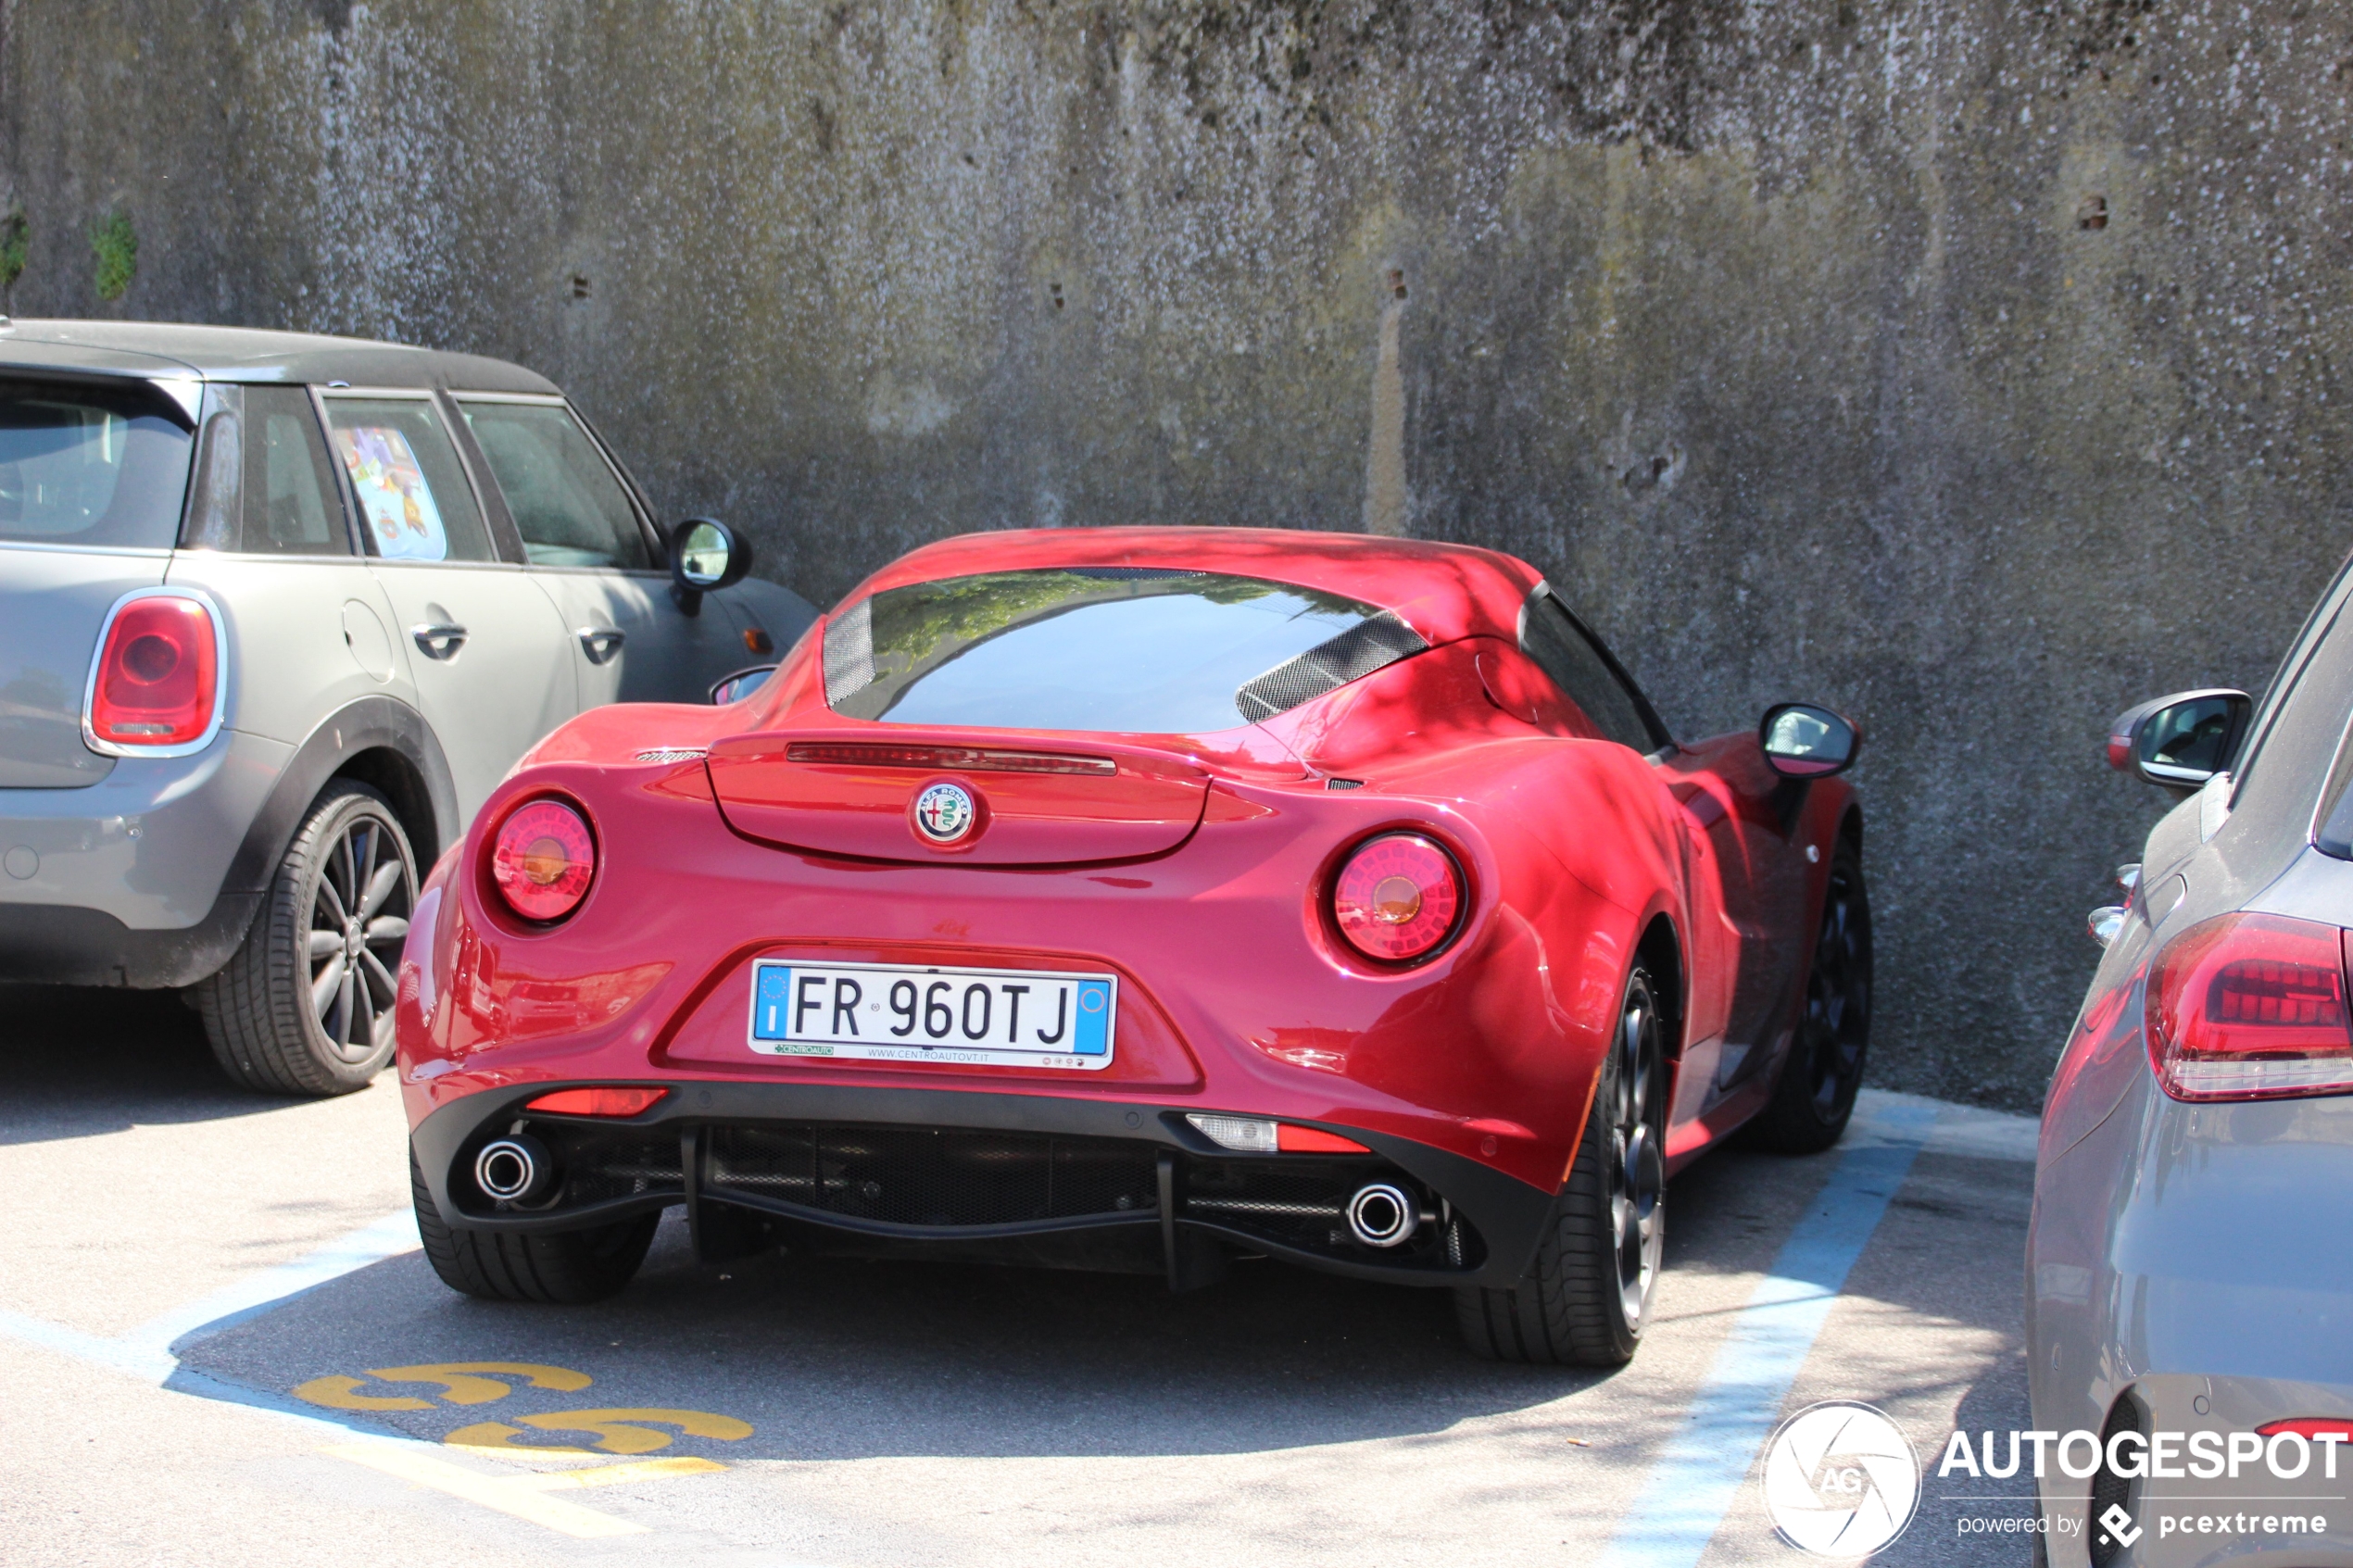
[824,568,1427,734]
[0,379,195,548]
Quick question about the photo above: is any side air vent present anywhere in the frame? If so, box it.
[2087,1390,2145,1566]
[1235,610,1427,723]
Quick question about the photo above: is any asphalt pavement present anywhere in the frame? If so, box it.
[0,982,2044,1567]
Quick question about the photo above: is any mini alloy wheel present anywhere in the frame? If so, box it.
[197,784,417,1096]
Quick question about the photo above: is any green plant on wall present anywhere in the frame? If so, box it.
[0,206,27,297]
[90,210,136,302]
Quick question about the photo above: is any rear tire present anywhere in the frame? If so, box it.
[1455,967,1667,1366]
[1746,840,1873,1155]
[196,783,416,1097]
[410,1151,657,1304]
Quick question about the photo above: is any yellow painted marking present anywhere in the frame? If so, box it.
[295,1361,590,1411]
[445,1407,754,1456]
[293,1375,433,1411]
[443,1421,594,1455]
[322,1444,648,1538]
[517,1457,728,1489]
[363,1362,593,1404]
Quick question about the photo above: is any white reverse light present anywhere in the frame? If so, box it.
[1186,1113,1279,1153]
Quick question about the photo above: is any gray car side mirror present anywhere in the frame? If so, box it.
[2106,689,2251,791]
[671,517,752,616]
[1760,703,1861,779]
[709,664,776,705]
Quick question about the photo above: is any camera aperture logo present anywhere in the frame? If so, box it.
[1764,1401,1922,1558]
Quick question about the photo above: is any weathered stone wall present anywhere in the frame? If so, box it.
[7,0,2348,1109]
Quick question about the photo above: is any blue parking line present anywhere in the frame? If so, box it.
[1597,1101,1938,1567]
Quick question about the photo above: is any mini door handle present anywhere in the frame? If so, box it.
[410,622,468,659]
[577,627,626,665]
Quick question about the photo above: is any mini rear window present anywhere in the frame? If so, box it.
[824,568,1427,734]
[0,379,195,548]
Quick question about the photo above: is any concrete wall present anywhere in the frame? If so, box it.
[7,0,2349,1109]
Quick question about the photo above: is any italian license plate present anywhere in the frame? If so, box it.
[747,960,1116,1070]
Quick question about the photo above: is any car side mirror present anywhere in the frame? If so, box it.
[2106,688,2250,791]
[1760,703,1861,779]
[709,664,776,705]
[670,517,751,616]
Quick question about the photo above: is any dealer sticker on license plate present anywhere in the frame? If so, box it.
[747,960,1117,1070]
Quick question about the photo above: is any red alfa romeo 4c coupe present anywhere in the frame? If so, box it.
[396,528,1869,1365]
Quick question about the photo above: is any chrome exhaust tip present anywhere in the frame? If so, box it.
[474,1135,554,1204]
[1345,1182,1418,1248]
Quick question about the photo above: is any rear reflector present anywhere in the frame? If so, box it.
[1185,1113,1372,1154]
[2146,912,2353,1101]
[1276,1124,1373,1154]
[523,1086,668,1117]
[784,741,1116,777]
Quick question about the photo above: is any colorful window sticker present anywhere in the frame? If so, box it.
[333,425,447,562]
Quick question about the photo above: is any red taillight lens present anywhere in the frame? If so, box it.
[784,741,1117,776]
[1276,1123,1372,1154]
[2146,912,2353,1101]
[2258,1417,2353,1441]
[1333,833,1463,962]
[490,799,598,923]
[524,1086,667,1117]
[89,596,220,748]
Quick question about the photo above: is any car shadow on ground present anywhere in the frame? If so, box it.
[175,1142,1829,1463]
[0,982,338,1143]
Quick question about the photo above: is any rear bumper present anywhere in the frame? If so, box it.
[0,727,289,981]
[410,1078,1561,1291]
[0,895,260,987]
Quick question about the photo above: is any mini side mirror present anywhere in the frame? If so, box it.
[670,517,752,616]
[2106,688,2251,791]
[1760,703,1861,779]
[709,664,776,705]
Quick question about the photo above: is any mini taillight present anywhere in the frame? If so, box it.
[2146,912,2353,1101]
[524,1086,667,1117]
[1332,833,1463,962]
[87,594,220,750]
[490,798,598,923]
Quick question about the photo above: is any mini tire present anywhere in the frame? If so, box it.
[1455,966,1668,1366]
[410,1151,658,1304]
[195,782,416,1097]
[1745,840,1873,1155]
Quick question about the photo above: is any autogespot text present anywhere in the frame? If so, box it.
[1938,1429,2348,1482]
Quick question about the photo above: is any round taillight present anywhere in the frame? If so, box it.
[490,799,597,923]
[1333,833,1463,962]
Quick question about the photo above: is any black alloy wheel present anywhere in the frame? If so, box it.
[1607,978,1669,1329]
[197,783,417,1096]
[1456,965,1669,1366]
[1748,841,1873,1154]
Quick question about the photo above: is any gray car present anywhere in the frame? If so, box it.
[2028,553,2353,1563]
[0,319,812,1095]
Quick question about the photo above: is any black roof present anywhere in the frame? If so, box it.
[0,318,559,395]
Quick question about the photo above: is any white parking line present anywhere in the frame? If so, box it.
[1597,1098,1941,1566]
[0,1209,416,1396]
